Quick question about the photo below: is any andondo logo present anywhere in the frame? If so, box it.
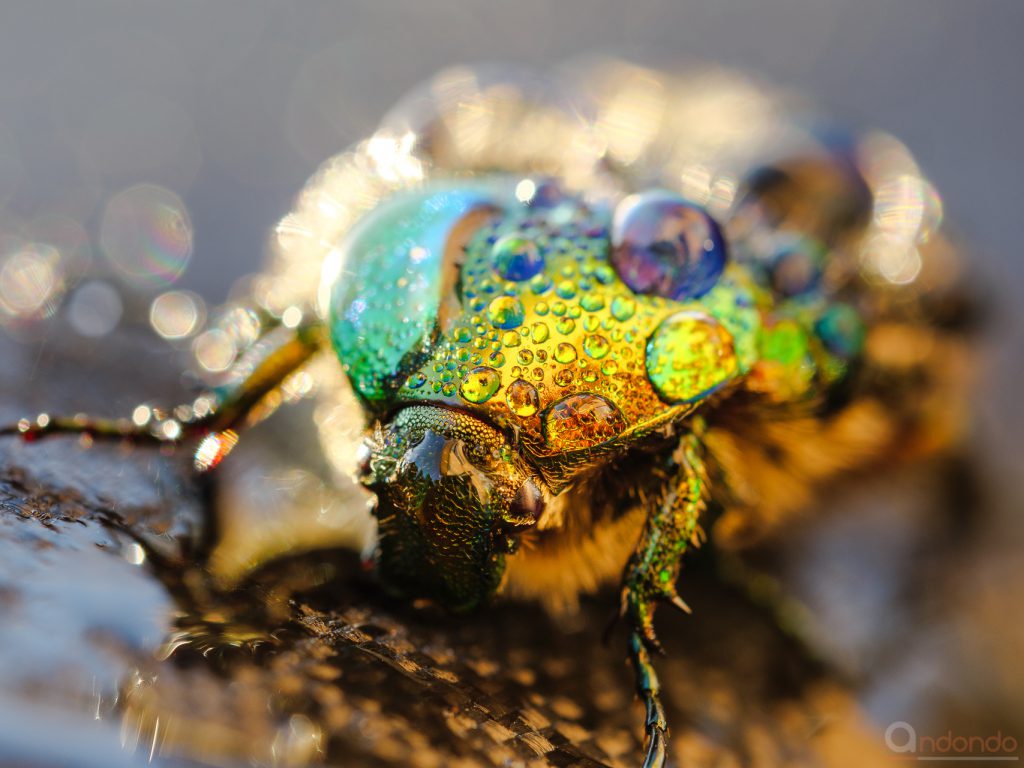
[885,722,1019,762]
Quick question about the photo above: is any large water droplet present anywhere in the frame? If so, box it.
[611,191,726,300]
[459,365,502,403]
[645,311,738,403]
[554,342,577,364]
[506,379,540,417]
[491,234,544,281]
[542,393,626,451]
[487,296,525,329]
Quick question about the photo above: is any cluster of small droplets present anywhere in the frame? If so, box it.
[328,177,877,461]
[329,188,496,406]
[727,227,868,393]
[397,192,687,451]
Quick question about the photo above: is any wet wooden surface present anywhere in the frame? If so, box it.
[0,326,1006,768]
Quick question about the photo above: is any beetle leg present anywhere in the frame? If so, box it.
[0,314,325,464]
[0,411,161,444]
[630,630,669,768]
[621,432,706,649]
[199,319,325,435]
[620,431,707,764]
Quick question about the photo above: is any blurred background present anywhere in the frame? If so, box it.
[1,0,1021,478]
[0,2,1022,765]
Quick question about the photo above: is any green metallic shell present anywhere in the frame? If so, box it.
[327,187,496,407]
[327,179,864,484]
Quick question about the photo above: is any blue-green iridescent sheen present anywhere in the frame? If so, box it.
[328,188,495,406]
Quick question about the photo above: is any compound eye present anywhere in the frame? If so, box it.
[610,190,727,301]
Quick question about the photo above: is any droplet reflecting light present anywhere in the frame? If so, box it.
[131,405,152,427]
[150,290,204,340]
[100,184,193,287]
[193,329,237,373]
[645,311,738,404]
[506,379,539,417]
[611,191,727,301]
[0,243,63,320]
[194,430,239,472]
[459,366,501,403]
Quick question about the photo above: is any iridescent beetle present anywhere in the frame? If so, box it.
[1,65,973,766]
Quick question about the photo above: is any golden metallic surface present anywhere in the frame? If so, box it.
[254,61,956,488]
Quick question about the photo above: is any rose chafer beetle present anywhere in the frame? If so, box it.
[2,66,972,767]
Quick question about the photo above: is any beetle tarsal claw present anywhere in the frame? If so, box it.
[629,631,670,768]
[643,728,669,768]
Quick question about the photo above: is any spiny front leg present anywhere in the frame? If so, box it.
[621,431,707,768]
[0,309,324,471]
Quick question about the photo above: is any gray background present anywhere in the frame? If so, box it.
[0,5,1019,566]
[2,2,1021,477]
[1,6,1021,521]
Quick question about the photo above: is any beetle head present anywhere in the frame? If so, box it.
[359,405,543,612]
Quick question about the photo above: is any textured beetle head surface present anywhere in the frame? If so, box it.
[360,405,543,612]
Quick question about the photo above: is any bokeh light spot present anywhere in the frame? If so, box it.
[100,183,193,288]
[67,280,123,337]
[0,242,64,321]
[150,290,205,340]
[193,328,237,373]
